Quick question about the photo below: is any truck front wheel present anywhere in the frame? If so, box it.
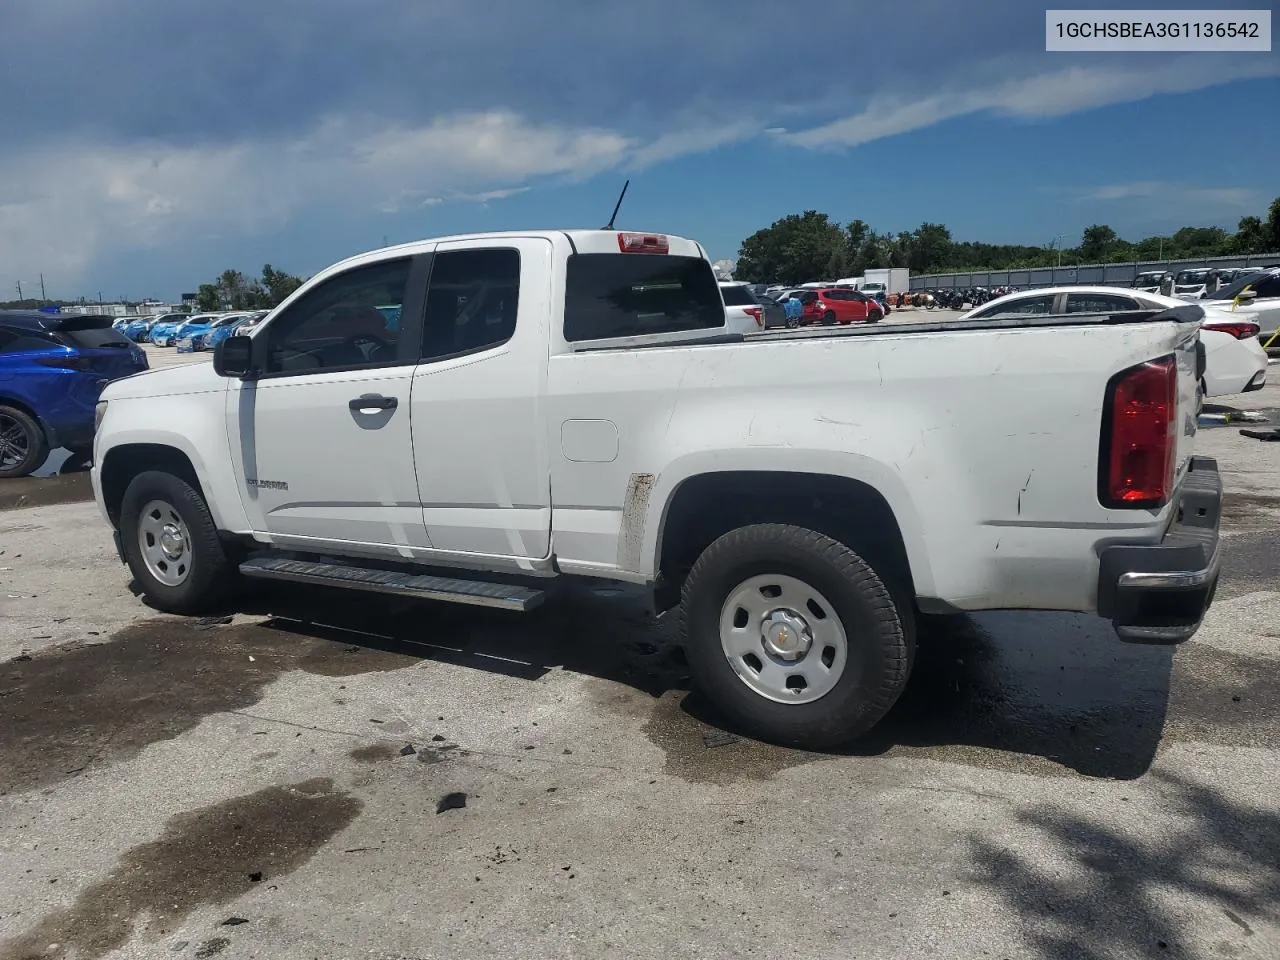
[680,523,912,750]
[119,470,238,614]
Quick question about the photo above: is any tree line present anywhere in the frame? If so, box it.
[734,196,1280,285]
[194,264,305,312]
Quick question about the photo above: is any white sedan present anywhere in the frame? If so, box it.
[958,286,1267,397]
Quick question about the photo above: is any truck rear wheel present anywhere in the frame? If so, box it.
[119,470,238,614]
[679,523,912,750]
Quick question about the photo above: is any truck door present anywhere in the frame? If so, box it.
[409,237,553,561]
[224,254,433,554]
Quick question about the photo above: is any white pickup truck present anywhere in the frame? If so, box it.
[91,229,1223,749]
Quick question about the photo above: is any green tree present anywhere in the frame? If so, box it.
[845,219,871,259]
[906,222,953,273]
[1264,196,1280,250]
[259,264,304,306]
[1232,216,1267,254]
[217,269,253,310]
[735,210,849,284]
[1079,224,1119,262]
[195,283,221,311]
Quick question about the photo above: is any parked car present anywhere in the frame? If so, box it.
[1213,268,1251,288]
[959,286,1267,396]
[92,228,1222,751]
[754,293,787,330]
[0,311,148,477]
[775,292,804,328]
[1202,269,1280,352]
[718,281,768,334]
[122,317,157,342]
[151,313,216,346]
[1172,269,1217,300]
[125,313,188,343]
[112,316,141,331]
[1131,271,1170,294]
[797,288,883,325]
[175,313,254,352]
[204,313,266,351]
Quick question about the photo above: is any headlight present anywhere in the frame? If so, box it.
[94,400,108,431]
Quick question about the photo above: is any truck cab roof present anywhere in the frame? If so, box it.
[333,229,709,274]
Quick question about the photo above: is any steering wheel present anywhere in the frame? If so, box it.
[344,332,391,359]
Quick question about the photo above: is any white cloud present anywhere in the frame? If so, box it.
[627,121,761,170]
[1073,182,1260,209]
[0,110,742,290]
[782,56,1280,149]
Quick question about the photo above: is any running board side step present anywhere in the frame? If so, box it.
[239,557,545,612]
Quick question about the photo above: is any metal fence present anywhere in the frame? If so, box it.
[908,251,1280,291]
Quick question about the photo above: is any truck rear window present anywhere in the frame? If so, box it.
[564,254,725,341]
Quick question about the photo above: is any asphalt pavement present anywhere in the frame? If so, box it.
[0,358,1276,960]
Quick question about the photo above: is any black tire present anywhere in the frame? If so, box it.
[679,523,913,750]
[821,310,837,326]
[0,405,49,479]
[119,470,238,614]
[785,317,801,329]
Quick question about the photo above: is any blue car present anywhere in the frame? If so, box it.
[148,317,191,346]
[123,312,185,343]
[175,314,249,352]
[0,311,148,477]
[203,313,265,351]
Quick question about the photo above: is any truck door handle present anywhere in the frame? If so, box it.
[349,395,397,412]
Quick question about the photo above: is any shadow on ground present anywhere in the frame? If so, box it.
[17,560,1263,791]
[0,449,93,511]
[125,579,1191,780]
[971,770,1279,958]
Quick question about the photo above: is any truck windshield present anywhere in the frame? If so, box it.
[565,254,725,340]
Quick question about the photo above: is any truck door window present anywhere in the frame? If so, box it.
[564,254,724,340]
[262,258,410,374]
[421,248,520,360]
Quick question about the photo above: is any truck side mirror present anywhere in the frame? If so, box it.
[213,335,255,378]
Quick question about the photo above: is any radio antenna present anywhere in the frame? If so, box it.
[603,180,630,230]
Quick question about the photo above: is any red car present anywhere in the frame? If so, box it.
[797,288,883,325]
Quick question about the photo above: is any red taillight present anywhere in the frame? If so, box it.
[1102,355,1178,508]
[1202,321,1260,340]
[744,306,763,327]
[617,232,669,254]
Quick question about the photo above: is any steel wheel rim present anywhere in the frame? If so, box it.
[137,499,193,586]
[0,413,31,468]
[719,574,849,704]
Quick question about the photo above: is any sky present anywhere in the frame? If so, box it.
[1,0,1276,301]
